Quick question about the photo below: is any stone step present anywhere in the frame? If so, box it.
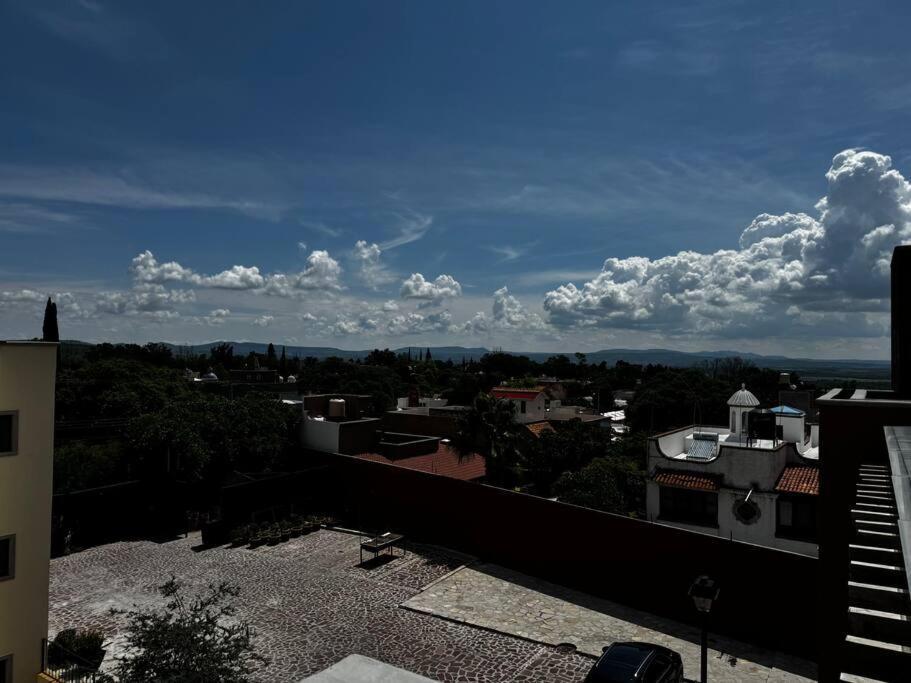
[849,606,911,645]
[842,634,911,682]
[849,581,911,613]
[855,519,899,529]
[849,560,907,588]
[856,501,898,510]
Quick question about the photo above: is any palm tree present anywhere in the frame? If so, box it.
[452,393,524,486]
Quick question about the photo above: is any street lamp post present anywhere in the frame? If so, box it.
[689,575,719,683]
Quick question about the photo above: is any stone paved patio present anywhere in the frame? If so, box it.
[49,530,594,682]
[404,563,817,683]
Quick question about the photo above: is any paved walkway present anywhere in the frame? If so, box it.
[404,563,817,683]
[49,531,594,682]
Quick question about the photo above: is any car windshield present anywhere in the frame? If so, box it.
[588,646,649,682]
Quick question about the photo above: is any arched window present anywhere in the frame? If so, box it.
[731,410,737,432]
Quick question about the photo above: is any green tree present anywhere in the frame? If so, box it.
[42,297,59,342]
[452,393,526,486]
[113,578,265,683]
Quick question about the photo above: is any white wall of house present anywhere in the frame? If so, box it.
[647,428,817,557]
[301,413,341,453]
[778,414,805,444]
[511,394,547,423]
[645,481,816,556]
[0,342,57,682]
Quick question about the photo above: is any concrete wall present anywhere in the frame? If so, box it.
[0,343,57,682]
[301,416,340,453]
[323,453,818,659]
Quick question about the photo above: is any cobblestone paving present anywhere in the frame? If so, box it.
[404,563,818,683]
[49,530,594,682]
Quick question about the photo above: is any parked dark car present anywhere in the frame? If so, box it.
[584,642,684,683]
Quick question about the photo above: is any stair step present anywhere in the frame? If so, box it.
[856,530,901,548]
[857,493,894,502]
[852,509,898,518]
[855,519,898,528]
[849,606,911,644]
[856,502,897,510]
[850,545,903,563]
[849,581,911,612]
[850,560,906,587]
[842,635,911,681]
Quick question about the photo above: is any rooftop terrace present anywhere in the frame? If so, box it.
[49,529,815,682]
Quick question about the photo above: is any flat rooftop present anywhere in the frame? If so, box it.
[50,529,815,682]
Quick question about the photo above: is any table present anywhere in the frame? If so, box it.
[360,532,407,564]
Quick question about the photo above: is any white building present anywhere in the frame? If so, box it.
[490,386,547,423]
[0,341,57,682]
[646,384,819,557]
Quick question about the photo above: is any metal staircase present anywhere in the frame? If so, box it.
[841,463,911,682]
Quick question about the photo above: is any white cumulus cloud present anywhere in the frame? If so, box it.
[543,149,911,339]
[400,273,462,307]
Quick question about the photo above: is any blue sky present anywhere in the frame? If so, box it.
[2,1,911,358]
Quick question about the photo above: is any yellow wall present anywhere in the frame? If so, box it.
[0,343,57,682]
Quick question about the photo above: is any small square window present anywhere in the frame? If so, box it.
[0,412,17,456]
[0,653,10,683]
[0,535,14,581]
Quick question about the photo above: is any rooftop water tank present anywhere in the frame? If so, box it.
[328,398,346,418]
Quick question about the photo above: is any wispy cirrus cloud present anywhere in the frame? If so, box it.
[0,202,79,233]
[380,210,433,250]
[0,165,281,219]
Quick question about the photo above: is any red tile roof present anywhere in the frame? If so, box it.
[356,443,486,481]
[775,466,819,496]
[491,386,544,399]
[526,421,556,438]
[653,470,721,491]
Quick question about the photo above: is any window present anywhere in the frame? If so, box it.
[730,410,736,432]
[0,654,10,683]
[777,495,817,542]
[659,487,718,527]
[0,535,13,581]
[520,400,526,414]
[643,656,671,683]
[0,412,16,456]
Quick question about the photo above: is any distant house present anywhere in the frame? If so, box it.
[646,384,819,557]
[228,368,278,383]
[491,386,548,422]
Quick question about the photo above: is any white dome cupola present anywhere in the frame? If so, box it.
[727,383,759,437]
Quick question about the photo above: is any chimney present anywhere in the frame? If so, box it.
[892,245,911,397]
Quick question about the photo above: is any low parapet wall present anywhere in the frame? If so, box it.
[323,452,818,660]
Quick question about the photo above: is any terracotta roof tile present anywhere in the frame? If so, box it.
[491,386,545,399]
[526,421,556,438]
[654,470,721,491]
[775,466,819,496]
[355,443,486,481]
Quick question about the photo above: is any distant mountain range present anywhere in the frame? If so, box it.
[149,341,890,379]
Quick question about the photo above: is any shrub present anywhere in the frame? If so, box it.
[49,627,106,670]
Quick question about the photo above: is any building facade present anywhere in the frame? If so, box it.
[0,342,57,683]
[646,386,819,557]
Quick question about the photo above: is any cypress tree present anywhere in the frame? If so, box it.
[425,347,432,361]
[42,297,59,342]
[267,343,276,367]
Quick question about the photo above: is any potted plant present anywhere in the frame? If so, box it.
[287,514,303,537]
[229,524,249,547]
[279,519,293,542]
[248,523,266,548]
[267,522,282,545]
